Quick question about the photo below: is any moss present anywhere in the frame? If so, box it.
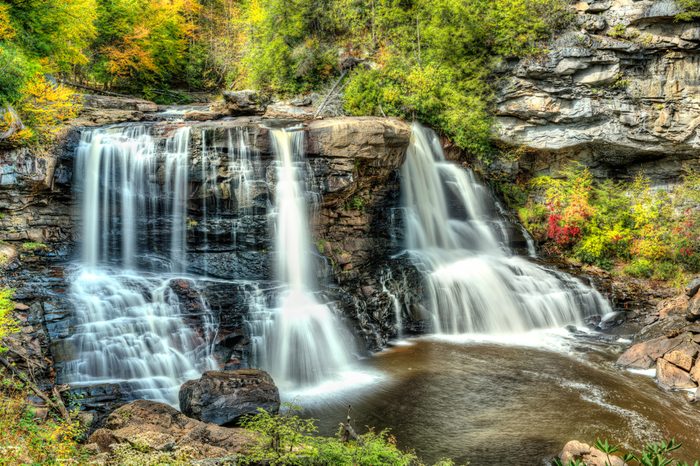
[21,242,48,252]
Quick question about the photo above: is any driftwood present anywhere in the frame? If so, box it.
[314,69,348,118]
[0,106,24,140]
[0,355,70,420]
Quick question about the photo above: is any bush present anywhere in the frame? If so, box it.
[0,376,86,465]
[239,403,451,466]
[624,259,654,278]
[508,166,700,284]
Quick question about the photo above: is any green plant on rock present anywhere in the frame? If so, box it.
[608,23,627,38]
[554,439,699,466]
[0,288,18,353]
[21,241,48,252]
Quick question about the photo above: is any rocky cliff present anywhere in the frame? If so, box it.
[0,107,425,409]
[495,0,700,181]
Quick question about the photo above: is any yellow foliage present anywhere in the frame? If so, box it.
[12,75,78,144]
[106,26,157,79]
[0,4,15,40]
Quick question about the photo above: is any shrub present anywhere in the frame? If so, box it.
[0,288,18,353]
[11,75,78,145]
[0,376,86,465]
[508,166,700,284]
[624,258,654,278]
[239,403,448,465]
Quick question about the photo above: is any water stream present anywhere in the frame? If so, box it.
[402,124,611,334]
[249,128,352,388]
[63,125,216,405]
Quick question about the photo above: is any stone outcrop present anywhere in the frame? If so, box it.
[617,280,700,390]
[179,370,280,426]
[495,0,700,181]
[86,400,254,459]
[214,90,268,116]
[560,440,626,466]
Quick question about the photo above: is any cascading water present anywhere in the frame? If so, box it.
[402,123,611,334]
[63,125,215,405]
[250,128,351,388]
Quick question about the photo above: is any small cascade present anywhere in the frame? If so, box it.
[250,128,351,387]
[65,125,215,405]
[402,124,611,335]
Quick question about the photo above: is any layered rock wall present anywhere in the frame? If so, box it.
[495,0,700,182]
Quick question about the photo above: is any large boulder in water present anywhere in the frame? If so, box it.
[179,369,280,426]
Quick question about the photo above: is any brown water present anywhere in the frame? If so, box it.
[296,337,700,465]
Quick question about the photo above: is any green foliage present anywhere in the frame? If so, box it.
[508,166,700,282]
[676,0,700,21]
[0,288,18,353]
[554,438,699,466]
[0,296,85,464]
[108,442,197,465]
[229,0,572,158]
[21,242,48,251]
[239,403,452,465]
[0,371,86,464]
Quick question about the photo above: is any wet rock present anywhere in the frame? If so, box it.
[87,400,254,458]
[598,311,625,330]
[179,370,280,426]
[686,278,700,298]
[656,358,697,390]
[559,440,626,466]
[617,335,683,369]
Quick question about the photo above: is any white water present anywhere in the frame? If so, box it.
[251,128,351,387]
[402,124,611,334]
[66,125,215,405]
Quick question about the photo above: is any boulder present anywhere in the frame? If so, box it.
[559,440,626,466]
[86,400,254,458]
[81,94,158,112]
[220,90,267,115]
[662,342,698,371]
[179,369,280,426]
[656,358,697,390]
[617,335,683,369]
[686,278,700,298]
[691,360,700,383]
[688,295,700,322]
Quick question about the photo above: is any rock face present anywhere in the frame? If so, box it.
[87,400,254,458]
[179,370,280,426]
[495,0,700,181]
[617,284,700,390]
[560,440,626,466]
[0,113,423,405]
[217,90,268,115]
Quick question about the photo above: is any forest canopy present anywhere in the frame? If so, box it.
[0,0,573,152]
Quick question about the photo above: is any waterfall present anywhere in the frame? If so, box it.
[65,125,215,405]
[250,128,351,388]
[402,124,611,335]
